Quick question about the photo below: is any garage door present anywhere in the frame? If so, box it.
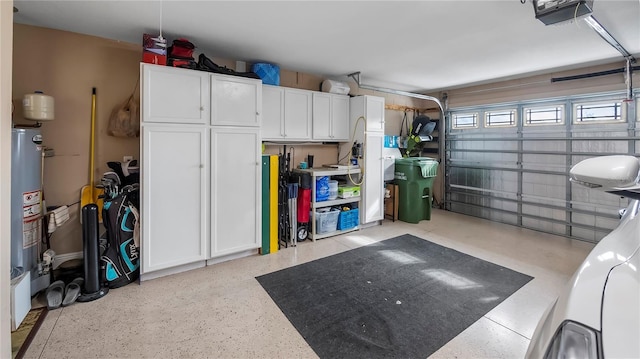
[445,91,638,243]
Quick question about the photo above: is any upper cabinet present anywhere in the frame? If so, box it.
[350,95,385,132]
[262,85,312,141]
[312,92,349,141]
[210,74,262,127]
[142,64,209,124]
[284,89,312,139]
[262,85,285,139]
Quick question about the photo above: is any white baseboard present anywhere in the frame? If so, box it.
[206,248,258,265]
[140,261,206,282]
[52,251,83,270]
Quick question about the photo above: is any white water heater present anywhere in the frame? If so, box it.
[11,128,49,297]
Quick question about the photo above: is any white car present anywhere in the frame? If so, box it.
[526,155,640,359]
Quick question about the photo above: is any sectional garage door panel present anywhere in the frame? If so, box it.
[446,93,637,243]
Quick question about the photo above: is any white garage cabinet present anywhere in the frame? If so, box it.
[140,64,262,280]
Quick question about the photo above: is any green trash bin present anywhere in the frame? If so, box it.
[394,157,438,223]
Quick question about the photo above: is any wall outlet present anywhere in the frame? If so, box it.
[123,155,133,163]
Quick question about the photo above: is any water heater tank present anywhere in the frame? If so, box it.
[23,91,54,121]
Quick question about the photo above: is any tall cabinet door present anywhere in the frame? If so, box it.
[141,125,208,273]
[141,64,209,124]
[363,132,385,223]
[210,74,262,127]
[210,127,261,257]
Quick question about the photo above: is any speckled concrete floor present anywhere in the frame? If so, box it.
[23,209,594,359]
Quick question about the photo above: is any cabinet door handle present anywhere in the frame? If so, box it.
[200,106,204,111]
[200,164,204,168]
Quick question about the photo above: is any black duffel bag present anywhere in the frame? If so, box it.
[198,54,260,80]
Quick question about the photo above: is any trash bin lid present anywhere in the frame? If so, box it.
[394,157,415,165]
[417,159,438,177]
[395,157,438,177]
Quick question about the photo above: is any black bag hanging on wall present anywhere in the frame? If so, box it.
[101,184,140,288]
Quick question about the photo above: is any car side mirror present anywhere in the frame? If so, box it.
[570,155,640,190]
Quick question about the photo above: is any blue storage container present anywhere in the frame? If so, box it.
[252,63,280,86]
[337,208,359,230]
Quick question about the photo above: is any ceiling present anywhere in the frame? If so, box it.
[12,0,640,93]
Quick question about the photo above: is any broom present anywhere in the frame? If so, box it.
[80,88,104,222]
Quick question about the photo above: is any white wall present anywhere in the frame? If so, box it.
[1,2,14,357]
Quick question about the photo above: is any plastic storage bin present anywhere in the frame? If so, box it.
[337,208,359,230]
[315,208,340,234]
[252,63,280,86]
[328,180,338,200]
[394,157,438,223]
[338,186,360,198]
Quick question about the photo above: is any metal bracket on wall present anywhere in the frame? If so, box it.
[347,71,447,209]
[347,72,445,114]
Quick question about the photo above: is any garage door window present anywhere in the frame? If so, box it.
[574,100,624,124]
[524,105,564,125]
[452,113,478,129]
[485,109,517,127]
